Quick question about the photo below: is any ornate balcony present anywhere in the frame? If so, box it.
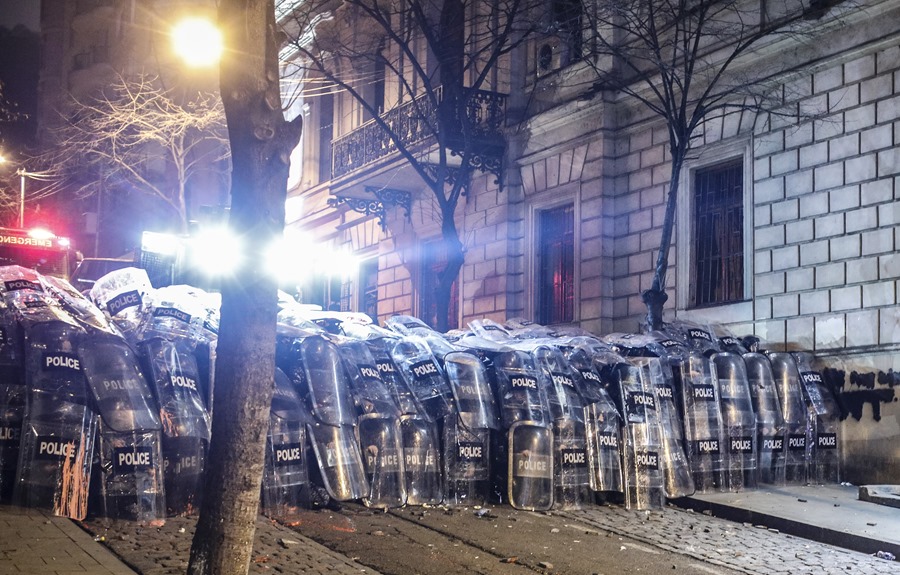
[331,87,507,180]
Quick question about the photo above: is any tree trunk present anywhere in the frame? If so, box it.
[187,2,301,575]
[642,153,684,331]
[434,211,464,333]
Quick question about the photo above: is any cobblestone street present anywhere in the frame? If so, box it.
[75,501,899,575]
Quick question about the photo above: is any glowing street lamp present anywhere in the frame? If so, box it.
[171,17,223,68]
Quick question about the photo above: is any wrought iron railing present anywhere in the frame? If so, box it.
[331,86,507,179]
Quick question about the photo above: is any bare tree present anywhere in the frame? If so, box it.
[581,0,839,329]
[281,0,542,331]
[48,74,229,234]
[186,1,302,574]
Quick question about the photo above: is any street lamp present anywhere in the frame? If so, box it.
[171,17,223,68]
[0,155,27,228]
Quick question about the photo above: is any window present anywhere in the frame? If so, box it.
[318,92,333,183]
[360,258,379,322]
[537,204,575,324]
[419,241,459,330]
[692,160,744,307]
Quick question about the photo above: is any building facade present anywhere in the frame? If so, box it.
[284,0,899,484]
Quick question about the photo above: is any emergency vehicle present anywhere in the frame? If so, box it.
[0,227,75,279]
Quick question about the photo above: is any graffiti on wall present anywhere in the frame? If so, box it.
[822,367,898,422]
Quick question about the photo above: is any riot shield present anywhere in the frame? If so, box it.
[139,338,211,516]
[491,350,551,428]
[400,414,442,505]
[359,414,406,509]
[712,352,758,492]
[564,347,622,494]
[0,366,25,502]
[261,368,310,519]
[365,337,424,417]
[768,352,810,484]
[630,357,694,499]
[442,351,499,506]
[80,334,164,523]
[339,340,406,508]
[743,353,785,485]
[532,346,590,509]
[14,318,96,519]
[603,360,665,510]
[391,336,454,419]
[793,352,840,485]
[89,267,153,344]
[297,336,367,501]
[671,351,726,492]
[491,350,554,509]
[507,421,553,511]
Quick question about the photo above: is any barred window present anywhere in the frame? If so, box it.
[537,203,575,324]
[693,160,744,307]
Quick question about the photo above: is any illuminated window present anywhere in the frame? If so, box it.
[360,258,379,322]
[537,203,574,324]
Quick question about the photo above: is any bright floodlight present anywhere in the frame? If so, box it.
[172,18,223,67]
[192,227,242,276]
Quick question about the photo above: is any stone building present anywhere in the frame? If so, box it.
[37,0,224,254]
[283,0,899,484]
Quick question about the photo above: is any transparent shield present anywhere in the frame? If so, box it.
[340,341,401,417]
[306,422,367,502]
[443,417,491,507]
[400,415,442,505]
[14,387,97,520]
[673,353,726,493]
[743,353,785,485]
[97,428,165,523]
[584,401,622,493]
[359,414,406,509]
[507,422,553,511]
[631,357,694,499]
[552,418,590,510]
[261,412,309,521]
[300,337,357,427]
[768,352,810,485]
[443,351,499,431]
[492,350,551,428]
[712,352,757,492]
[391,337,453,419]
[79,336,160,434]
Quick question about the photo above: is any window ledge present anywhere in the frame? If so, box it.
[675,300,753,326]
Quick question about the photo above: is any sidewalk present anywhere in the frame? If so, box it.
[2,484,897,575]
[0,505,136,575]
[673,483,900,558]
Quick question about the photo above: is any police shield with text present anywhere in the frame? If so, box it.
[596,355,665,510]
[792,352,840,485]
[490,349,553,511]
[261,368,310,518]
[340,340,407,509]
[564,343,623,495]
[280,335,368,502]
[79,331,165,522]
[442,350,499,506]
[8,272,97,519]
[652,333,727,493]
[712,352,758,491]
[743,352,786,485]
[364,336,442,506]
[139,337,211,516]
[0,291,25,502]
[768,352,811,484]
[531,345,591,510]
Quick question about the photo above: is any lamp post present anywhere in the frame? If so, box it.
[17,168,25,228]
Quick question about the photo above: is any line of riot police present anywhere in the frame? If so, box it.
[0,264,843,523]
